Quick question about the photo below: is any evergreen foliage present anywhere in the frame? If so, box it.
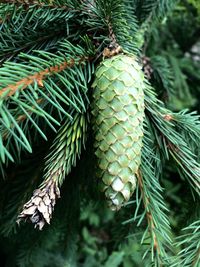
[0,0,199,266]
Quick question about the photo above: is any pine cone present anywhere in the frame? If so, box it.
[92,54,145,211]
[17,179,60,230]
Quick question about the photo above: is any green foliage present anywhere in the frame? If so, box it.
[0,40,93,168]
[173,219,200,267]
[0,0,199,267]
[43,111,89,187]
[133,0,178,23]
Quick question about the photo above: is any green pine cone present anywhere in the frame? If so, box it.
[92,54,145,211]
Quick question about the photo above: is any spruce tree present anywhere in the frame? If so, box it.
[0,0,199,266]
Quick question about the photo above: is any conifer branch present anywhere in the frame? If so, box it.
[0,0,77,9]
[0,40,94,166]
[172,220,200,267]
[135,0,178,23]
[0,1,80,35]
[136,160,173,265]
[154,112,200,195]
[125,117,175,265]
[0,30,65,66]
[0,57,85,98]
[2,97,44,140]
[86,0,139,53]
[167,140,200,194]
[137,171,161,257]
[42,112,88,187]
[145,84,200,195]
[17,112,89,229]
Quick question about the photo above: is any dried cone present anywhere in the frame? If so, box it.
[92,54,145,210]
[17,179,60,230]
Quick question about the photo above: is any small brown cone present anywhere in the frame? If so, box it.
[17,179,60,230]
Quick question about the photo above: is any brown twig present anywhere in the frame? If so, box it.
[0,0,78,10]
[0,57,87,97]
[137,170,161,256]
